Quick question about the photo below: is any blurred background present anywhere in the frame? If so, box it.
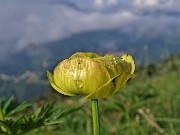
[0,0,179,101]
[0,0,180,134]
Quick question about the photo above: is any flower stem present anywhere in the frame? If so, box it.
[91,99,100,135]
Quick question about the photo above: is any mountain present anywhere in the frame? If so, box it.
[0,52,179,102]
[0,28,179,76]
[0,28,180,101]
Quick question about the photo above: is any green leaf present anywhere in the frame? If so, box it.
[0,119,14,135]
[2,96,15,115]
[6,102,31,117]
[15,102,82,135]
[50,105,83,120]
[0,97,83,135]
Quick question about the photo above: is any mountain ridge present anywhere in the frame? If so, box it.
[0,28,179,76]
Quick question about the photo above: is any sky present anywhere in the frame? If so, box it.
[0,0,180,53]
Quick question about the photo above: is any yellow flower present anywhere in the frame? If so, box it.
[47,52,135,99]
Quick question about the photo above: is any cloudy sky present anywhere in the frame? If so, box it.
[0,0,180,51]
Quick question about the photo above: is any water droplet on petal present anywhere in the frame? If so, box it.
[76,80,83,88]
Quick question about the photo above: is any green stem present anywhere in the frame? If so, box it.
[91,99,100,135]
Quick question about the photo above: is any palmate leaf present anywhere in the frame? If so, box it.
[0,102,83,135]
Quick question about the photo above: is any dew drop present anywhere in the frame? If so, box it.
[76,80,83,88]
[108,65,112,68]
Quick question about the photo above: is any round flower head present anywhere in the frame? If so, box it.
[47,52,135,99]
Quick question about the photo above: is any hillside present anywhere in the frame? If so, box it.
[27,54,180,135]
[0,54,179,102]
[0,53,180,134]
[0,29,180,76]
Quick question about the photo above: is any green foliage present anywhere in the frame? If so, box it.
[0,97,82,135]
[2,96,31,117]
[0,55,180,135]
[44,63,180,135]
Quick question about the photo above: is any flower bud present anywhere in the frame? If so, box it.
[47,52,135,99]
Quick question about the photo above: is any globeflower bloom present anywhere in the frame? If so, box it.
[47,52,135,99]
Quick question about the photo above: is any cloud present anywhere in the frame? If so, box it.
[94,0,118,9]
[0,0,179,51]
[0,0,137,50]
[133,0,180,11]
[134,0,159,7]
[94,0,104,8]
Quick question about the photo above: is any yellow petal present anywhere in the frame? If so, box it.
[47,52,135,99]
[121,54,135,74]
[70,52,100,59]
[94,54,131,78]
[86,73,132,99]
[47,71,76,96]
[113,73,132,94]
[53,57,110,95]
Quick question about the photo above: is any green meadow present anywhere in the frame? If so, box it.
[1,55,180,135]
